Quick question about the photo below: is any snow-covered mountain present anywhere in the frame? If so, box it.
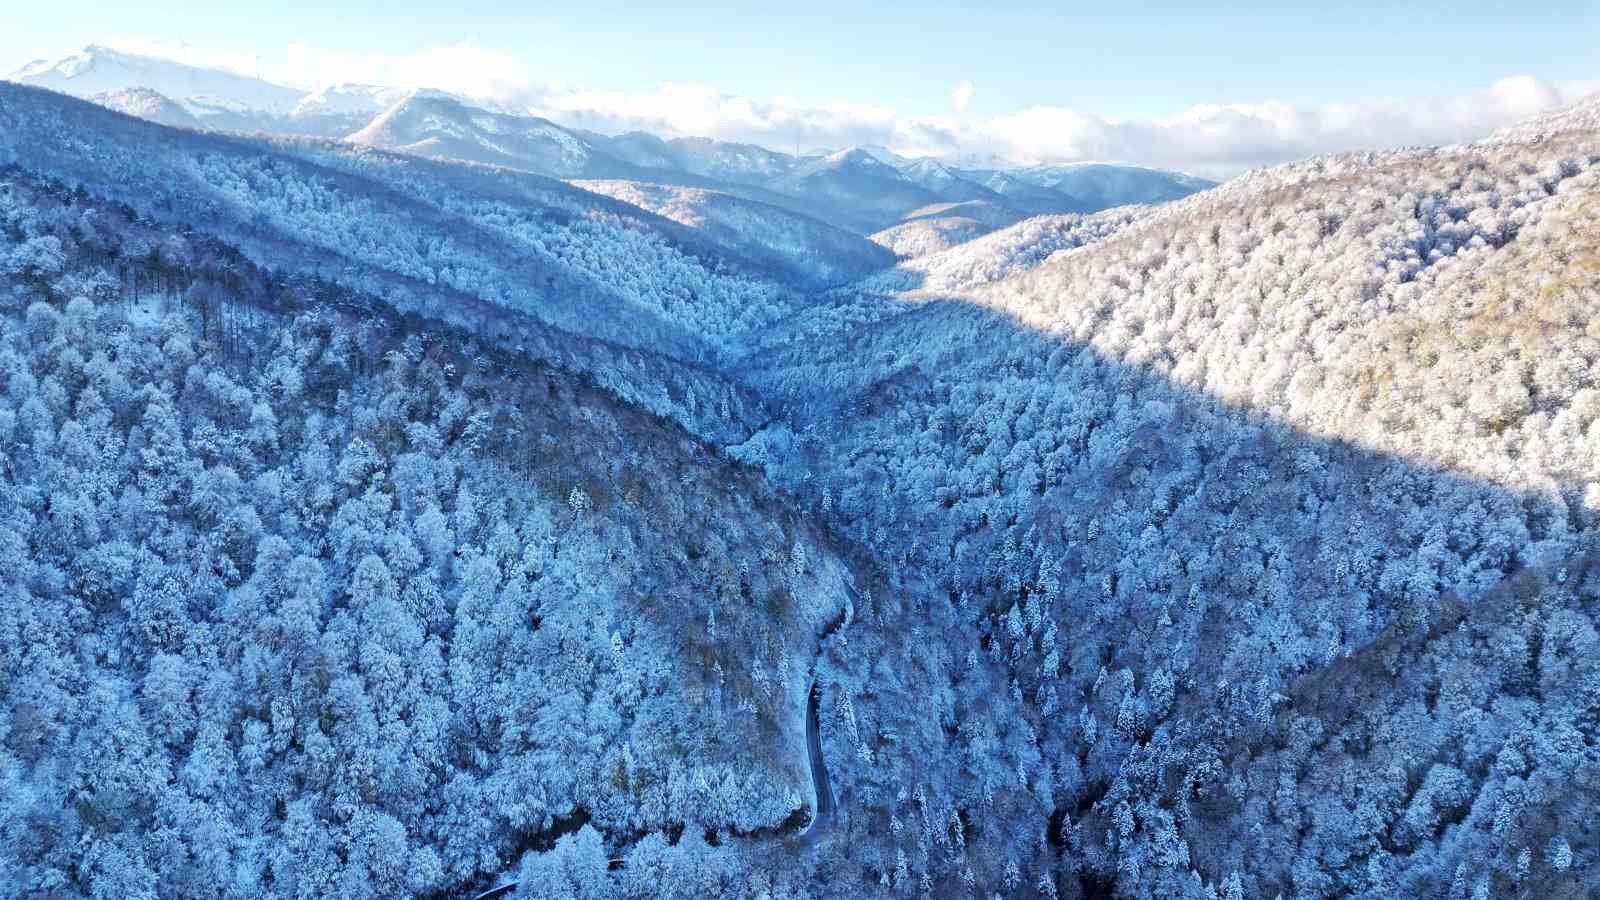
[967,168,1095,215]
[868,199,1028,257]
[6,44,1217,248]
[88,86,202,129]
[2,64,1599,900]
[346,92,633,178]
[763,147,948,233]
[896,158,1006,203]
[279,82,416,136]
[1483,89,1600,144]
[869,214,989,258]
[572,179,895,286]
[1011,161,1217,207]
[291,82,412,118]
[8,44,302,114]
[585,131,803,185]
[0,83,820,362]
[856,143,916,168]
[739,105,1600,898]
[861,207,1146,294]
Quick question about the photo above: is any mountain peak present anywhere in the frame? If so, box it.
[827,146,877,163]
[7,44,304,114]
[348,91,603,177]
[857,144,912,167]
[904,157,952,176]
[822,146,901,173]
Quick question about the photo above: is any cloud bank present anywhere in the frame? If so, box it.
[98,38,1599,177]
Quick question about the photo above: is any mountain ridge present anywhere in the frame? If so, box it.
[0,62,1598,900]
[6,44,1216,239]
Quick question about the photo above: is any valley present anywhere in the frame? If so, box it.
[0,36,1597,900]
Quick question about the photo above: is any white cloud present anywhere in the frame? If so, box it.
[514,73,1595,177]
[95,38,547,100]
[978,75,1597,176]
[92,36,265,80]
[87,40,1600,176]
[277,40,541,100]
[950,80,974,112]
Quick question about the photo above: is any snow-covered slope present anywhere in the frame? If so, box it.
[764,147,944,233]
[900,198,1028,230]
[1483,89,1600,144]
[968,168,1092,215]
[347,92,632,178]
[942,162,1214,216]
[293,82,411,118]
[5,62,1600,900]
[1013,161,1216,207]
[869,215,989,258]
[860,207,1146,294]
[0,83,809,360]
[0,174,849,897]
[738,105,1600,899]
[589,129,683,171]
[280,82,416,136]
[88,86,202,129]
[870,199,1032,256]
[8,45,1217,240]
[595,131,800,184]
[573,179,895,286]
[897,158,1008,204]
[8,44,302,114]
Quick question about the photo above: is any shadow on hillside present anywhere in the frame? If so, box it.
[753,292,1597,896]
[5,77,1594,896]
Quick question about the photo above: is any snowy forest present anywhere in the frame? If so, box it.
[0,66,1598,900]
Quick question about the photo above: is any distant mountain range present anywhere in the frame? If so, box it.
[9,43,303,112]
[5,44,1217,240]
[3,37,1600,900]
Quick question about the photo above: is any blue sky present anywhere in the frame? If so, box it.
[3,1,1597,174]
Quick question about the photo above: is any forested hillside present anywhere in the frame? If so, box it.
[0,170,865,898]
[571,180,896,288]
[736,95,1600,898]
[0,84,817,363]
[1,57,1598,900]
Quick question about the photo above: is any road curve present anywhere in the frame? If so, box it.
[801,680,835,836]
[471,675,836,897]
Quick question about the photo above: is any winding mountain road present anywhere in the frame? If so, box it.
[470,676,835,899]
[801,679,835,836]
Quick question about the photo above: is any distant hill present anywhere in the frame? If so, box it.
[573,179,895,287]
[346,92,637,178]
[0,83,816,361]
[1012,161,1216,207]
[2,51,1599,900]
[8,45,1219,249]
[9,43,302,115]
[88,86,202,129]
[763,147,947,233]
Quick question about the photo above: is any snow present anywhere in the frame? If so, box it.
[291,83,411,117]
[1483,90,1600,144]
[5,57,1597,900]
[9,44,304,114]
